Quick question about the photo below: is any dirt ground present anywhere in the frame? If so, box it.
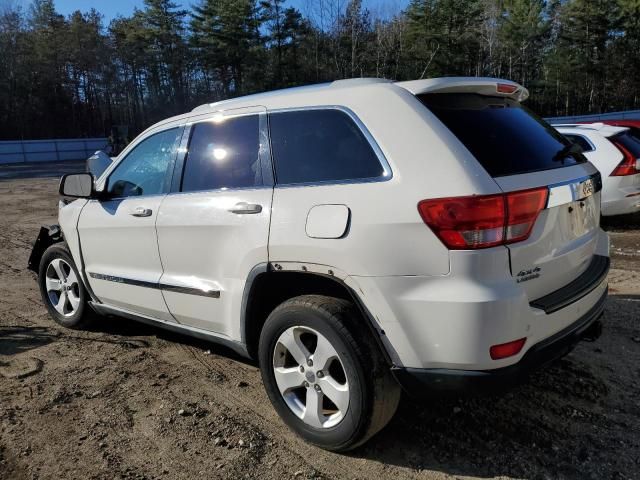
[0,171,639,480]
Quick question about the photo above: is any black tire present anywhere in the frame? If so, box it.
[258,294,400,451]
[38,242,97,329]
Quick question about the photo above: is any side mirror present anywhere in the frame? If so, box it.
[59,173,95,198]
[86,150,114,178]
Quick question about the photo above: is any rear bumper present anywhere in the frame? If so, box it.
[350,230,610,370]
[530,255,609,314]
[392,288,606,395]
[601,185,640,216]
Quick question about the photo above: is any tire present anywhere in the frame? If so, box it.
[38,242,97,330]
[258,294,400,451]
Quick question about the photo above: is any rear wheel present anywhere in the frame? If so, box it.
[38,243,97,329]
[258,295,400,451]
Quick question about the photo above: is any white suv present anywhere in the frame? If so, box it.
[29,77,609,451]
[553,123,640,216]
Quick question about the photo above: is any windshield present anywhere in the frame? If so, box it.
[418,93,586,177]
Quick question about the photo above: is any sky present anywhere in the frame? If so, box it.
[16,0,409,23]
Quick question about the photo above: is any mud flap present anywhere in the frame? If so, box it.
[27,225,62,273]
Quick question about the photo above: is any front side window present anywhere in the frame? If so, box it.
[107,128,182,198]
[269,109,385,185]
[181,115,262,192]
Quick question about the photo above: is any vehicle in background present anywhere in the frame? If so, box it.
[86,150,114,178]
[553,123,640,216]
[580,119,640,137]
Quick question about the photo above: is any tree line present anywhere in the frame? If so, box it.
[1,0,639,141]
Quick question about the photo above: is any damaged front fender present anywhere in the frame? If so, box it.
[27,225,63,273]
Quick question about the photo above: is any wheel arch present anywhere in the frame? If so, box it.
[241,265,394,366]
[28,225,64,273]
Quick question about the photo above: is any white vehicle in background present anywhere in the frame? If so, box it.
[553,123,640,216]
[29,77,609,451]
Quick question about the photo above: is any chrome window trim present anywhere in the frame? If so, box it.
[88,272,220,298]
[267,105,393,188]
[166,185,273,198]
[89,192,168,203]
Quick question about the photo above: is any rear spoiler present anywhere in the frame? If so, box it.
[396,77,529,102]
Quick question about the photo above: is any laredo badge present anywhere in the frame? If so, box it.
[517,266,541,283]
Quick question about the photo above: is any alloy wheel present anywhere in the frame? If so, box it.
[45,258,80,317]
[273,326,350,429]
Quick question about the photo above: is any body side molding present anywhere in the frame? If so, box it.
[88,272,221,298]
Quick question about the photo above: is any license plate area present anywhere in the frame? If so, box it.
[547,173,601,208]
[567,195,598,238]
[577,178,596,199]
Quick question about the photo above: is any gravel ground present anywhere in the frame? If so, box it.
[0,173,639,480]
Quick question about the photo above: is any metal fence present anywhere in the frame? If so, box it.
[0,138,108,165]
[546,109,640,123]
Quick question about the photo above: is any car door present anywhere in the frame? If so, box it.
[79,126,184,321]
[155,107,273,339]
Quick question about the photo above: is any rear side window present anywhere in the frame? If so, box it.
[269,109,384,185]
[181,115,261,192]
[418,93,586,177]
[564,134,594,152]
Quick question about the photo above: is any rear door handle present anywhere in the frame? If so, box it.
[130,207,152,217]
[228,202,262,214]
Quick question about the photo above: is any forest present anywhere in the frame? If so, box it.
[1,0,639,141]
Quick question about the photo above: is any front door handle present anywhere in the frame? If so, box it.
[228,202,263,214]
[130,207,152,217]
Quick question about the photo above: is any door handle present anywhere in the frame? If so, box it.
[130,207,152,217]
[228,202,263,214]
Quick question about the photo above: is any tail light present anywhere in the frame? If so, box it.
[610,140,640,176]
[418,187,548,250]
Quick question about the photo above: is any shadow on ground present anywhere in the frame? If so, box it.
[87,314,252,365]
[351,295,639,478]
[601,212,640,231]
[80,298,637,479]
[5,293,636,478]
[0,326,59,356]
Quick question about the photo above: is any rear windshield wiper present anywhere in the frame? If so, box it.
[553,143,583,162]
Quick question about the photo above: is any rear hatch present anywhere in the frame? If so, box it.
[416,88,602,302]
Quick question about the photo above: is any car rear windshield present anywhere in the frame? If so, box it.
[611,130,640,158]
[418,93,586,177]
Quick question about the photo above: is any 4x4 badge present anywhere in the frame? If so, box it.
[517,266,541,283]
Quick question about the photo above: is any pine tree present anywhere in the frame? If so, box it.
[190,0,260,96]
[141,0,189,112]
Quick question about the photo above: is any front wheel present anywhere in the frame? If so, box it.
[38,243,97,329]
[258,295,400,451]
